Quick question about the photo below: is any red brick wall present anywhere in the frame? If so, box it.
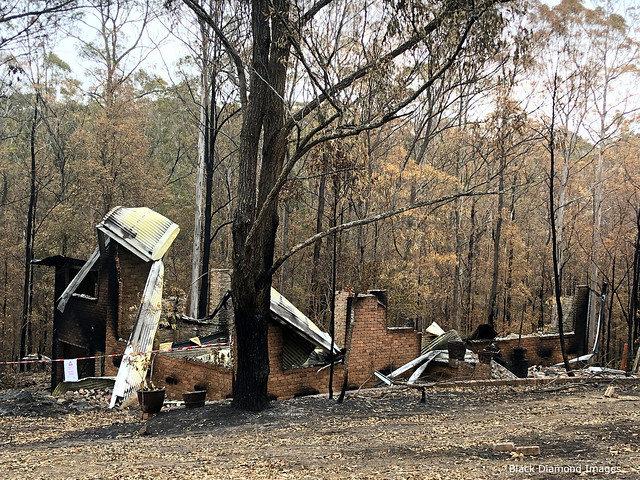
[150,291,421,401]
[333,291,350,349]
[117,247,151,339]
[347,294,421,388]
[266,322,345,399]
[269,293,421,396]
[151,323,345,401]
[151,353,233,400]
[468,333,576,366]
[209,269,232,321]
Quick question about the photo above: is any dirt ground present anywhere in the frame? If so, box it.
[1,372,639,480]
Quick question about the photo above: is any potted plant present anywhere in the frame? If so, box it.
[138,380,165,414]
[137,356,165,414]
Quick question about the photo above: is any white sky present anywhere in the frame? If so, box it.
[52,10,192,91]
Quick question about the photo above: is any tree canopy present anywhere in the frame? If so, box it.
[2,0,640,408]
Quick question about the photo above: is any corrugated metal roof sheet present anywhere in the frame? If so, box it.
[281,333,316,369]
[270,288,340,355]
[52,377,116,396]
[97,206,179,262]
[110,260,165,407]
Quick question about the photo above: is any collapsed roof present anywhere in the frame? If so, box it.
[97,206,180,262]
[50,205,338,404]
[270,288,340,356]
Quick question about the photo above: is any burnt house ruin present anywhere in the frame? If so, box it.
[35,206,179,398]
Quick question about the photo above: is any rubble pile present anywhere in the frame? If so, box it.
[56,388,113,412]
[491,360,518,380]
[528,365,567,378]
[0,388,63,416]
[0,380,113,416]
[528,364,629,379]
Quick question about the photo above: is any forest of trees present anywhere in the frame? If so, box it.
[2,0,640,408]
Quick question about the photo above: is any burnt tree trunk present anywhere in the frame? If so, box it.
[20,95,39,368]
[487,149,505,329]
[231,0,290,411]
[309,155,327,319]
[197,78,217,318]
[464,198,477,332]
[183,0,515,411]
[627,208,640,371]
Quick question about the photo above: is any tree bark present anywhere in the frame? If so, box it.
[328,183,338,399]
[309,156,327,318]
[464,198,477,333]
[280,199,290,296]
[231,0,290,411]
[197,78,217,318]
[0,172,7,220]
[487,150,505,329]
[20,95,39,368]
[182,0,514,410]
[189,17,209,318]
[627,208,640,372]
[548,76,573,376]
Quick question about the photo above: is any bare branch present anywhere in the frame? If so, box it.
[266,185,497,279]
[181,0,248,110]
[245,4,489,253]
[0,0,77,24]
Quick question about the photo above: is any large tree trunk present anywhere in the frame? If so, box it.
[179,0,513,411]
[231,0,290,411]
[189,33,208,317]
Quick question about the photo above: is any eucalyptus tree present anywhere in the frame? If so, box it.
[580,1,640,350]
[531,0,640,353]
[159,0,243,318]
[0,0,79,52]
[0,0,82,364]
[69,0,168,219]
[6,45,80,366]
[182,0,516,411]
[529,0,596,322]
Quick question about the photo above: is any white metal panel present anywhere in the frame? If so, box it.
[56,244,105,312]
[110,260,165,408]
[97,206,179,262]
[270,288,340,355]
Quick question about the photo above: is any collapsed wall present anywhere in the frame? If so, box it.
[152,290,422,400]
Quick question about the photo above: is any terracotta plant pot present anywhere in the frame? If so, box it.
[137,388,165,414]
[182,390,206,409]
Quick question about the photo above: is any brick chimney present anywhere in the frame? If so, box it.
[209,269,233,332]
